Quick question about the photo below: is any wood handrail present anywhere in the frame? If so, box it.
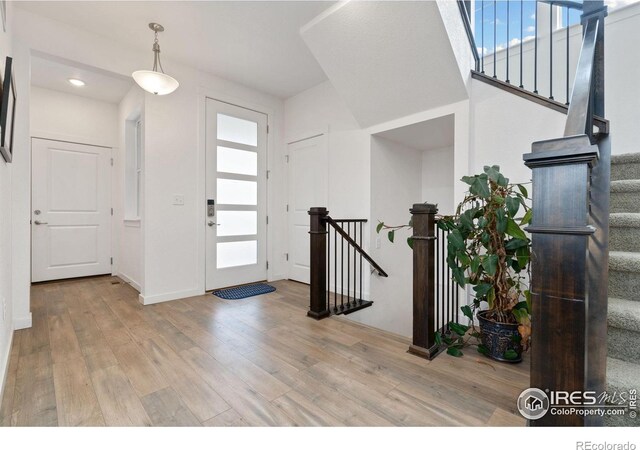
[325,217,388,277]
[538,0,584,11]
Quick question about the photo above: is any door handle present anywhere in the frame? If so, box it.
[208,221,220,227]
[34,220,48,225]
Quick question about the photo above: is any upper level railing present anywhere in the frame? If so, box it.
[308,207,387,320]
[458,0,609,135]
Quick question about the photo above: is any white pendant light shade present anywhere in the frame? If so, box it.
[133,23,179,96]
[132,70,179,95]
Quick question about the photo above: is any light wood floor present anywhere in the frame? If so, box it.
[0,276,529,426]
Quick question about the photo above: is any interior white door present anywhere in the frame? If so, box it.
[287,134,328,284]
[205,99,268,290]
[31,138,112,282]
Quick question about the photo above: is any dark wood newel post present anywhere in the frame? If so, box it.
[408,203,439,359]
[523,0,608,427]
[308,207,330,320]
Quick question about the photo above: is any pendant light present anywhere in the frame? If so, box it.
[132,23,179,95]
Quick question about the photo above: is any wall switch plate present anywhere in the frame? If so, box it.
[375,237,381,249]
[173,194,185,206]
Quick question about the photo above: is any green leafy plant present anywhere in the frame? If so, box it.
[377,166,532,357]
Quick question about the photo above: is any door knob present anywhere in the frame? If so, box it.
[34,220,48,225]
[208,221,219,227]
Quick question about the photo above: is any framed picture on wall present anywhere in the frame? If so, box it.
[0,56,15,163]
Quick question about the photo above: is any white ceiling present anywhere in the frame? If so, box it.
[30,53,134,103]
[375,114,454,152]
[300,1,469,127]
[17,1,333,99]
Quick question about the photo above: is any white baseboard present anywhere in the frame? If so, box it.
[13,313,32,330]
[0,331,14,411]
[116,272,141,293]
[139,288,204,306]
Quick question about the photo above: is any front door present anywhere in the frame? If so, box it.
[31,138,112,282]
[287,134,328,284]
[205,99,268,290]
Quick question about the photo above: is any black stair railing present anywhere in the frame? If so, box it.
[457,0,610,135]
[308,207,387,320]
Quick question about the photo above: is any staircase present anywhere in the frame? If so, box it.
[307,207,388,320]
[606,152,640,426]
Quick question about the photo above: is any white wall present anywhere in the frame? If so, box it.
[469,78,565,183]
[605,4,640,155]
[365,136,422,336]
[12,9,288,312]
[0,1,15,409]
[422,146,455,216]
[284,80,370,219]
[30,86,118,147]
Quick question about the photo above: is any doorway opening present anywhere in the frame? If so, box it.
[29,53,132,283]
[367,113,455,336]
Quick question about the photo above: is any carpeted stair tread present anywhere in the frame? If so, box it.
[605,358,640,426]
[608,299,640,365]
[609,214,640,252]
[607,357,640,393]
[612,152,640,165]
[611,153,640,181]
[610,179,640,193]
[609,251,640,273]
[610,213,640,228]
[608,298,640,332]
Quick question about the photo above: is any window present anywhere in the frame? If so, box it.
[135,120,142,218]
[125,115,143,221]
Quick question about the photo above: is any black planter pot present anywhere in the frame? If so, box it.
[477,310,523,363]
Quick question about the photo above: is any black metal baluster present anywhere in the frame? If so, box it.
[435,223,440,334]
[353,222,357,303]
[334,226,337,313]
[447,232,453,328]
[359,222,363,304]
[347,222,350,308]
[549,1,554,100]
[482,0,485,73]
[455,266,460,326]
[506,0,510,83]
[327,221,330,312]
[493,0,497,78]
[534,1,539,93]
[341,225,344,311]
[520,0,524,88]
[566,6,570,105]
[441,228,445,333]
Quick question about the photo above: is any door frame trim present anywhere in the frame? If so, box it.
[197,88,275,293]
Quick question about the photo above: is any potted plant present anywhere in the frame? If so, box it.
[377,165,532,362]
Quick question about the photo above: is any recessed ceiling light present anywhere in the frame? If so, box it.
[68,78,86,87]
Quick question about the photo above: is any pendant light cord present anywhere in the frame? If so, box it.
[152,30,165,74]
